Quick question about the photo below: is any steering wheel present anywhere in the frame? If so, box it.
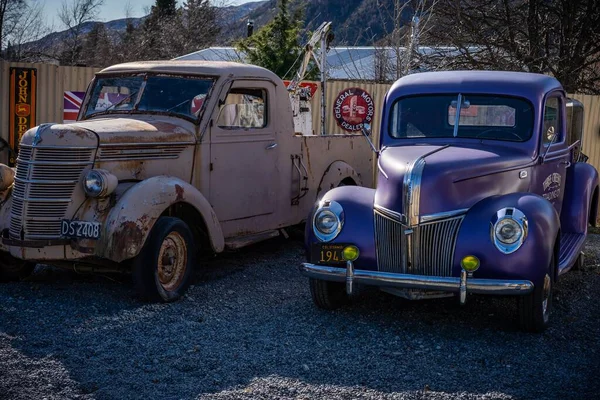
[475,129,523,141]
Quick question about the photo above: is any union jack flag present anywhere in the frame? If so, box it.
[64,91,85,123]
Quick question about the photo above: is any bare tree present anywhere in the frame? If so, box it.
[0,0,24,56]
[58,0,105,65]
[3,0,50,61]
[426,0,600,94]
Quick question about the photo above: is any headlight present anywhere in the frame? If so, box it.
[312,200,344,242]
[83,169,118,198]
[491,207,528,254]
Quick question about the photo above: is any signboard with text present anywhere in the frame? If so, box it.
[8,67,37,165]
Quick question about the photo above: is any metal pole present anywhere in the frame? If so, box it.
[320,29,327,136]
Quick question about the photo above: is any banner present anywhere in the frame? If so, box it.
[64,91,85,123]
[8,67,37,165]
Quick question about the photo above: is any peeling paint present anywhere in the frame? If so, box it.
[175,184,185,201]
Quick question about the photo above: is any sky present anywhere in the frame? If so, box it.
[40,0,253,29]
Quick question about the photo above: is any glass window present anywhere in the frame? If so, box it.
[389,94,534,142]
[543,97,561,146]
[217,89,267,129]
[84,74,214,121]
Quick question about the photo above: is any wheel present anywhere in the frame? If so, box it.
[132,217,195,302]
[518,254,555,333]
[309,278,349,310]
[0,252,35,282]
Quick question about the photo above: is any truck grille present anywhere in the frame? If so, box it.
[375,210,464,276]
[9,145,95,240]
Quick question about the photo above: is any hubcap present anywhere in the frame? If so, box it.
[157,231,187,292]
[542,273,551,321]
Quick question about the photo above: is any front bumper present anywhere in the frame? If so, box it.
[300,262,534,299]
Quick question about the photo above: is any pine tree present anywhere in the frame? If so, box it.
[236,0,303,79]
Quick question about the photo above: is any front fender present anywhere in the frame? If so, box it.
[561,162,599,232]
[98,176,224,263]
[454,193,559,287]
[306,186,376,268]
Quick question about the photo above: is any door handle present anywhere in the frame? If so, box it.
[560,160,571,168]
[266,143,278,150]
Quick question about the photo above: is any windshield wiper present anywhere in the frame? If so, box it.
[105,90,139,111]
[165,98,191,113]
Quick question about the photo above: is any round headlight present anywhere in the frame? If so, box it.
[84,170,104,197]
[312,200,344,242]
[491,208,528,254]
[315,209,339,235]
[82,169,118,198]
[494,218,522,244]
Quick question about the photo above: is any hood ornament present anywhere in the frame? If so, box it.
[32,123,52,146]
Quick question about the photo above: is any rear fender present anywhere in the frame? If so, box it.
[316,161,363,201]
[454,193,559,287]
[306,186,376,269]
[561,162,599,232]
[98,176,224,262]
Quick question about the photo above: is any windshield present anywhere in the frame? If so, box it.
[389,94,534,142]
[84,74,214,121]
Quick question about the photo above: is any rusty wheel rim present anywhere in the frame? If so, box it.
[157,231,187,292]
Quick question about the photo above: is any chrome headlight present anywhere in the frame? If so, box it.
[313,200,344,242]
[491,207,528,254]
[83,169,117,198]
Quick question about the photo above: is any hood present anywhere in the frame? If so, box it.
[375,144,533,220]
[20,116,196,148]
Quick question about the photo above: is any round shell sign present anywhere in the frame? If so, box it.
[333,87,375,132]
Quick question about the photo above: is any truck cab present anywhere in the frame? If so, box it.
[0,61,373,302]
[301,71,598,332]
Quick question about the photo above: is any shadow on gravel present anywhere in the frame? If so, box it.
[1,236,599,400]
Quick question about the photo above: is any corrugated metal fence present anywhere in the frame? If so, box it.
[0,61,99,164]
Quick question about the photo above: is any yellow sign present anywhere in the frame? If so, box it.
[8,67,37,165]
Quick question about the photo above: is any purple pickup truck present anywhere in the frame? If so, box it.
[301,71,599,332]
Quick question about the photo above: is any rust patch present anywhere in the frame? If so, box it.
[175,184,184,201]
[116,221,144,258]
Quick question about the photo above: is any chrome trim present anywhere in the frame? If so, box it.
[300,263,534,295]
[459,270,467,304]
[403,157,426,227]
[420,208,468,223]
[12,196,73,202]
[490,207,528,254]
[15,177,79,184]
[312,200,344,242]
[99,141,195,147]
[15,159,93,166]
[19,144,97,150]
[346,260,354,295]
[374,204,406,224]
[377,157,389,179]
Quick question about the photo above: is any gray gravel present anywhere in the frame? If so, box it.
[1,235,599,400]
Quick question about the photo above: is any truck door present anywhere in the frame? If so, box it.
[534,94,571,214]
[209,81,279,222]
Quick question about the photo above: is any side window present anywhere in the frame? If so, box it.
[543,97,561,146]
[217,88,267,129]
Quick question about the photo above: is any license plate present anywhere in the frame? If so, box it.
[311,243,350,265]
[61,220,101,240]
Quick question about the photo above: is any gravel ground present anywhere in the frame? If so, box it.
[0,235,599,400]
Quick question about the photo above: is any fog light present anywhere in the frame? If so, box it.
[342,245,359,262]
[461,255,480,272]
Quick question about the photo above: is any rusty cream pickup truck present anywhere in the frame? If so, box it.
[0,61,373,301]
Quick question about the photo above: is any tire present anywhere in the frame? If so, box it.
[309,278,349,310]
[518,254,555,333]
[0,252,35,282]
[132,217,195,302]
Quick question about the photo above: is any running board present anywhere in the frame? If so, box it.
[558,232,586,275]
[224,230,280,250]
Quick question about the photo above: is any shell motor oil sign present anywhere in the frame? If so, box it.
[8,67,37,165]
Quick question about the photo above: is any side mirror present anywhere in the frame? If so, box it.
[546,126,556,143]
[360,123,378,155]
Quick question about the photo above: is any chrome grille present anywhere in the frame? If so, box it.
[375,211,464,276]
[98,145,186,161]
[9,145,95,240]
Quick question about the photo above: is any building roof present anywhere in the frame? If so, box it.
[98,60,280,81]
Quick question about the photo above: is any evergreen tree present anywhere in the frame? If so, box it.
[236,0,303,79]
